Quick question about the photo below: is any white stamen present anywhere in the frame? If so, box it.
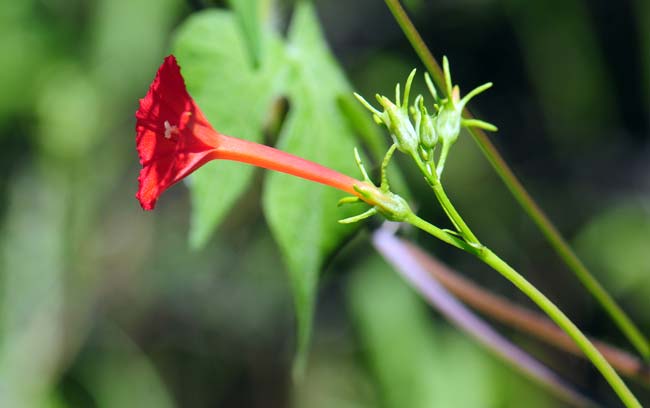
[164,120,179,139]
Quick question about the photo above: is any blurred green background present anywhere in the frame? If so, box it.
[1,0,649,406]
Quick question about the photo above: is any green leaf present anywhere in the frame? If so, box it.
[262,2,364,375]
[226,0,266,67]
[173,3,414,373]
[172,10,285,248]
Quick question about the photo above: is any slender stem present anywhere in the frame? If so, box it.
[481,250,641,408]
[407,213,641,408]
[469,127,650,361]
[383,0,446,86]
[373,227,599,408]
[410,153,479,244]
[383,0,650,360]
[404,213,471,252]
[402,238,650,385]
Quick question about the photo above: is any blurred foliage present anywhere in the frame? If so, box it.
[0,0,649,406]
[347,255,557,407]
[503,0,616,150]
[575,199,650,303]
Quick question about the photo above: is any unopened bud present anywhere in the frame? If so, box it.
[354,182,412,222]
[413,95,438,149]
[435,103,461,146]
[379,97,419,155]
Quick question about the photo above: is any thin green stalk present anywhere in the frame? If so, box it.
[406,212,641,408]
[405,214,472,252]
[410,153,479,244]
[384,0,650,360]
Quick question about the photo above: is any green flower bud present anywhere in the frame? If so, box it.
[420,114,437,149]
[413,95,438,149]
[378,96,419,154]
[354,182,412,222]
[435,101,461,147]
[353,69,420,156]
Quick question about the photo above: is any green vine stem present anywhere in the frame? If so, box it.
[383,0,650,360]
[405,212,641,408]
[402,237,650,385]
[410,152,479,244]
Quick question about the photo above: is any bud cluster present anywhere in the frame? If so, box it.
[354,56,497,178]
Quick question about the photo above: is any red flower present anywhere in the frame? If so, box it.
[136,55,368,210]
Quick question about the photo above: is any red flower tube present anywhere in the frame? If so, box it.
[136,55,368,211]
